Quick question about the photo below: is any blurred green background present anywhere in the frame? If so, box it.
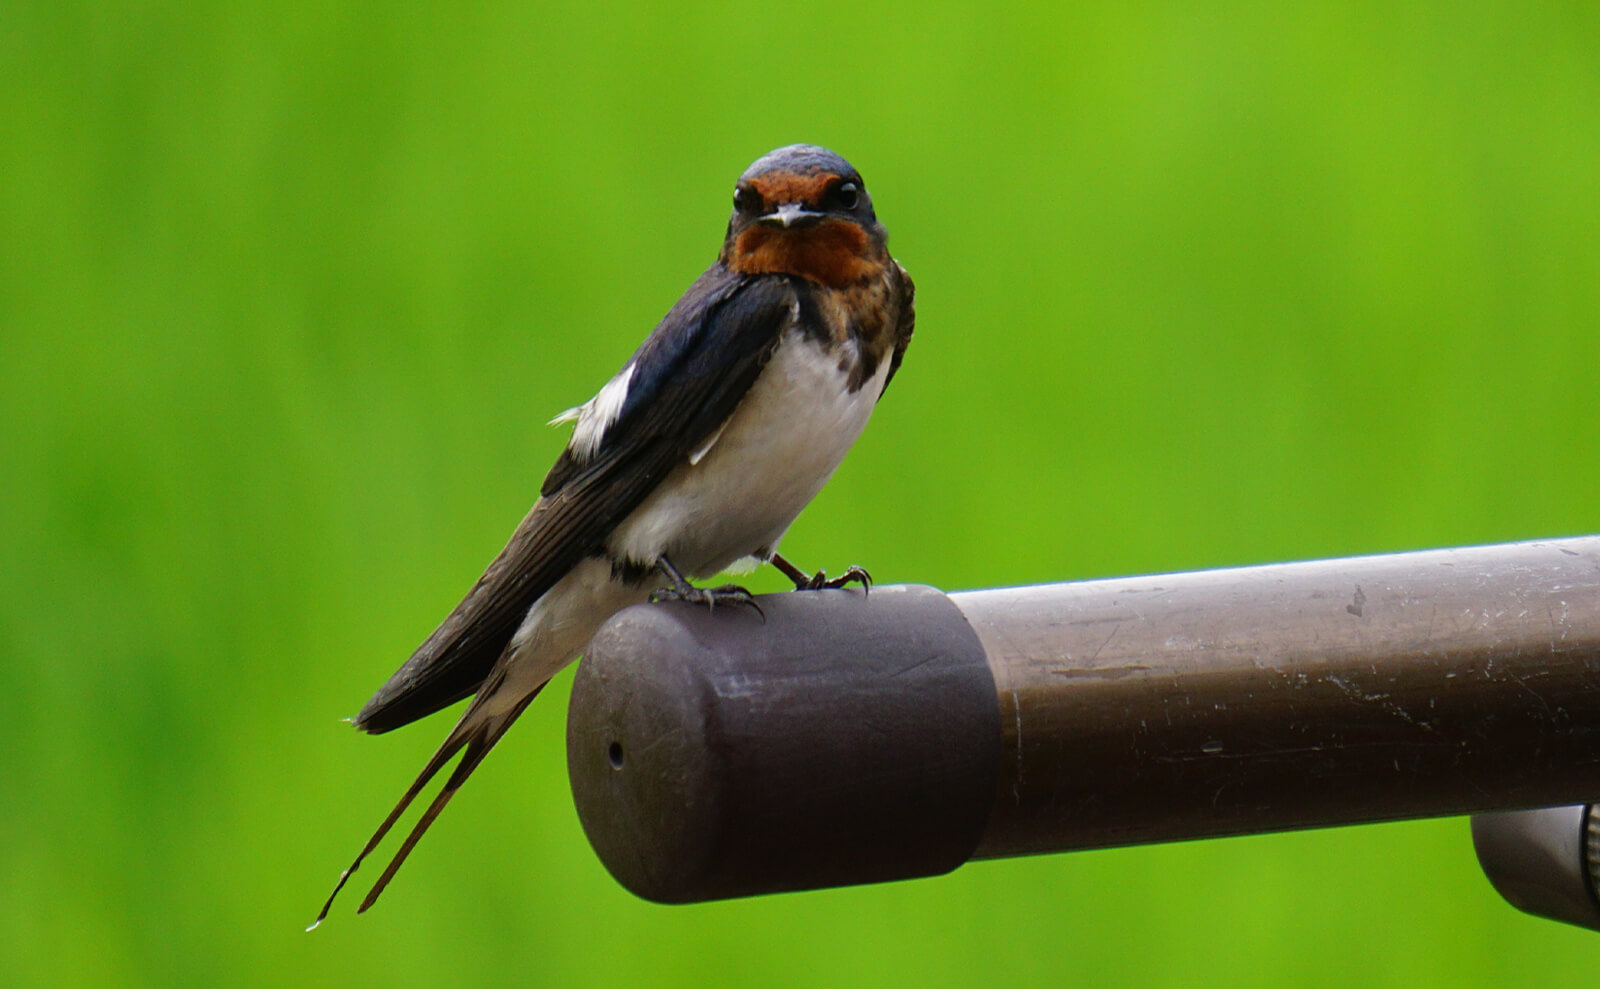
[4,1,1598,985]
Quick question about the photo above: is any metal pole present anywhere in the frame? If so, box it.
[566,537,1600,905]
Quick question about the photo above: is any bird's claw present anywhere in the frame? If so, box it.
[652,582,766,620]
[800,564,872,594]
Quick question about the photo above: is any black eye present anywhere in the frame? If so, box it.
[832,181,861,211]
[734,186,760,213]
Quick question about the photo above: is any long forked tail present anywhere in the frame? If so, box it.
[308,682,545,930]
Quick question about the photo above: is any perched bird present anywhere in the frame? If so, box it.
[312,144,915,925]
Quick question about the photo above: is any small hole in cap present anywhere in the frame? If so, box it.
[607,741,624,769]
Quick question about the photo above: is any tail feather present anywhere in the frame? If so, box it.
[309,681,544,930]
[354,707,521,914]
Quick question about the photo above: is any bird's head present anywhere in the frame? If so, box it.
[720,144,889,288]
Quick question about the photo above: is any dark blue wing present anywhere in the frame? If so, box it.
[354,267,795,733]
[539,267,792,494]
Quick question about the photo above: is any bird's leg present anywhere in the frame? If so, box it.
[769,552,872,594]
[651,555,765,619]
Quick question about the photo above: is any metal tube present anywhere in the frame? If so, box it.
[957,538,1600,858]
[566,537,1600,904]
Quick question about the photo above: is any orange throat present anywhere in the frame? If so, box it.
[727,221,877,288]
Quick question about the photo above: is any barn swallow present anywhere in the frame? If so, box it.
[312,144,915,926]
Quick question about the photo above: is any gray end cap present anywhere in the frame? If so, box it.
[567,584,999,903]
[1472,805,1600,933]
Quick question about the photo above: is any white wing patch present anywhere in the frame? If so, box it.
[550,362,635,460]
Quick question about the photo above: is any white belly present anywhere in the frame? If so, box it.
[608,331,889,577]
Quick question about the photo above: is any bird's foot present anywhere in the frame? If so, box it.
[801,564,872,592]
[651,581,764,617]
[770,554,872,595]
[652,556,765,619]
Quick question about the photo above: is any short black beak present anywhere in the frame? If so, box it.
[757,203,825,229]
